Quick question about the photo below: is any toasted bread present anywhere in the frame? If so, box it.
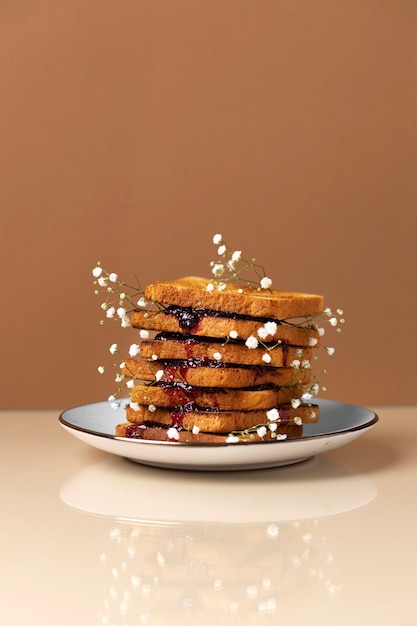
[131,310,319,347]
[145,276,324,318]
[123,358,311,388]
[140,335,312,368]
[130,383,303,411]
[115,422,303,442]
[125,403,318,433]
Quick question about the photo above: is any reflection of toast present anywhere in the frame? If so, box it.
[145,276,324,318]
[131,309,319,346]
[123,358,310,388]
[140,335,312,367]
[130,383,303,411]
[125,403,319,432]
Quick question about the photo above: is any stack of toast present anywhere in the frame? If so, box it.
[115,277,324,443]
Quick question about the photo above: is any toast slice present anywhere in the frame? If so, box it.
[140,335,312,368]
[115,422,303,442]
[145,276,324,319]
[123,358,311,388]
[131,310,320,347]
[130,382,304,411]
[125,403,319,432]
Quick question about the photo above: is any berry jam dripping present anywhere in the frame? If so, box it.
[164,305,284,332]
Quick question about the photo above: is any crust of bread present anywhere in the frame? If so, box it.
[125,403,318,432]
[123,358,311,388]
[140,337,312,368]
[145,276,324,318]
[130,383,303,410]
[115,422,303,442]
[131,310,319,347]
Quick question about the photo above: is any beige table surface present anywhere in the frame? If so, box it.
[1,405,416,626]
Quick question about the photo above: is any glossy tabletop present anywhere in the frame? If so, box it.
[1,405,416,626]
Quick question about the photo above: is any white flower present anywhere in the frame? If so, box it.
[326,347,335,355]
[206,283,215,291]
[109,343,118,354]
[264,321,278,336]
[291,398,301,409]
[257,426,267,439]
[148,404,156,412]
[323,307,332,317]
[117,307,126,318]
[92,266,102,278]
[290,359,300,368]
[260,276,272,289]
[266,408,279,422]
[155,369,164,381]
[98,366,105,374]
[129,343,140,357]
[192,425,200,434]
[167,427,180,440]
[137,297,148,307]
[218,245,226,256]
[276,433,287,440]
[226,435,240,444]
[213,233,222,244]
[301,392,313,402]
[301,360,311,369]
[231,250,242,262]
[108,395,116,403]
[139,329,149,339]
[318,327,326,336]
[126,379,135,388]
[268,422,278,432]
[115,373,124,383]
[229,330,238,339]
[213,352,222,361]
[329,317,338,327]
[129,401,140,411]
[308,337,318,346]
[217,282,227,291]
[310,383,319,395]
[109,273,118,283]
[257,326,269,340]
[245,335,259,349]
[262,353,272,363]
[98,276,107,287]
[106,307,116,318]
[212,263,224,277]
[121,316,131,328]
[110,402,119,410]
[151,353,158,360]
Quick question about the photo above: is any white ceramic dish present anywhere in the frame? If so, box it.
[59,398,378,471]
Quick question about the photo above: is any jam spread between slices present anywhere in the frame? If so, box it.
[163,305,283,332]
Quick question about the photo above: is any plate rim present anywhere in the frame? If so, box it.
[59,398,378,449]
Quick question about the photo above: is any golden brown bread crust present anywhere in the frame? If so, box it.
[130,383,303,410]
[125,403,319,432]
[145,276,324,318]
[140,337,312,368]
[131,310,319,346]
[123,358,311,388]
[115,422,303,442]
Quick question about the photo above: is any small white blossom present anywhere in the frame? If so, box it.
[121,316,131,328]
[290,359,300,368]
[117,307,126,318]
[139,329,150,339]
[217,282,227,291]
[226,435,240,443]
[245,335,259,349]
[257,426,267,439]
[309,409,317,419]
[260,276,272,290]
[115,373,124,383]
[213,233,222,244]
[109,343,118,354]
[212,263,224,277]
[192,425,200,434]
[108,395,116,403]
[155,369,164,381]
[92,266,102,278]
[129,343,140,357]
[229,330,238,339]
[264,321,278,336]
[98,276,107,287]
[213,351,222,361]
[106,307,116,318]
[126,379,135,388]
[148,404,156,412]
[206,283,215,291]
[329,317,338,327]
[276,433,287,440]
[266,408,279,422]
[308,337,318,346]
[257,326,269,340]
[291,398,301,409]
[310,383,319,395]
[231,250,242,262]
[326,346,335,355]
[301,359,311,369]
[318,327,326,336]
[137,297,148,307]
[108,272,118,282]
[151,353,158,360]
[98,366,105,374]
[237,288,243,294]
[129,401,140,411]
[218,244,226,256]
[268,422,278,432]
[167,427,180,440]
[301,392,313,402]
[262,353,272,363]
[323,307,332,317]
[110,402,119,410]
[119,361,126,369]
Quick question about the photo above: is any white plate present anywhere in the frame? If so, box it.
[59,398,378,471]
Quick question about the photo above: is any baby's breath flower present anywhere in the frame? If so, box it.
[218,245,226,256]
[206,283,215,292]
[301,359,311,368]
[192,425,200,434]
[151,353,158,360]
[115,373,124,383]
[264,321,277,336]
[213,233,222,244]
[231,250,242,262]
[245,335,259,349]
[262,353,272,363]
[226,434,240,444]
[167,427,180,440]
[257,426,267,439]
[301,392,313,402]
[148,404,156,412]
[294,416,303,426]
[213,351,222,361]
[266,408,279,422]
[323,307,332,317]
[229,330,238,339]
[268,422,278,432]
[98,276,107,287]
[129,343,140,357]
[217,282,227,291]
[155,369,164,381]
[92,266,102,278]
[318,327,326,336]
[121,316,131,328]
[108,394,116,403]
[260,276,272,290]
[291,398,301,409]
[117,307,126,318]
[98,365,105,374]
[290,359,300,368]
[129,401,140,411]
[329,317,338,327]
[126,379,135,389]
[109,343,118,354]
[326,347,335,355]
[212,263,225,277]
[139,329,149,339]
[109,273,118,283]
[308,337,318,347]
[257,326,269,340]
[137,297,147,307]
[106,307,116,318]
[276,433,287,440]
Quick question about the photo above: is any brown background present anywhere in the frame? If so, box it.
[1,1,416,409]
